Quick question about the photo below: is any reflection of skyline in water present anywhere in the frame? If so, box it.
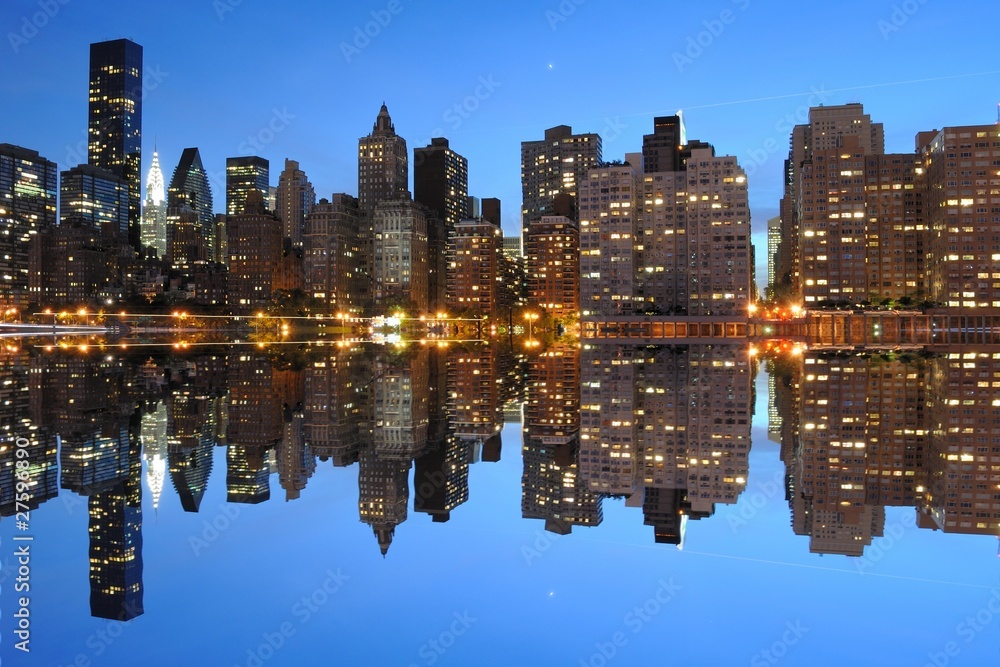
[1,342,998,620]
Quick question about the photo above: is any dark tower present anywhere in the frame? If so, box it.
[88,39,143,249]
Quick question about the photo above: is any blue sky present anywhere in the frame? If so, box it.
[3,0,999,285]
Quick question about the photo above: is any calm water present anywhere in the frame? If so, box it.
[0,341,997,667]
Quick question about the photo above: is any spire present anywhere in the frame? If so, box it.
[373,103,395,136]
[145,151,165,205]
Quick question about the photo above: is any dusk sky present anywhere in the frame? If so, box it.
[3,0,999,283]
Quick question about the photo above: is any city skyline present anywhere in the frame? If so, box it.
[3,1,999,284]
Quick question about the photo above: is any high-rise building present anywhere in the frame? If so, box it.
[304,194,367,313]
[642,114,685,173]
[61,164,129,238]
[767,215,781,290]
[0,144,57,308]
[579,162,640,317]
[481,197,501,227]
[358,104,408,214]
[167,148,215,261]
[227,190,283,309]
[414,138,468,311]
[919,123,1000,307]
[88,39,142,249]
[140,151,167,257]
[781,104,884,301]
[521,125,602,234]
[372,199,429,313]
[275,158,315,246]
[525,215,579,315]
[226,156,269,217]
[414,138,468,227]
[446,218,503,318]
[864,153,925,302]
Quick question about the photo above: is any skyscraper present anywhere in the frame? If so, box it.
[526,215,579,315]
[520,125,602,234]
[780,103,885,301]
[61,164,129,238]
[0,144,57,308]
[919,123,1000,308]
[372,199,429,313]
[642,114,686,173]
[414,138,469,227]
[274,158,315,245]
[226,156,269,217]
[227,190,283,309]
[304,194,366,313]
[358,104,408,214]
[447,218,503,318]
[167,148,215,261]
[140,151,167,257]
[88,39,143,249]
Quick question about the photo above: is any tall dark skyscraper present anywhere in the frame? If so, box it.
[168,148,215,261]
[642,114,685,173]
[88,39,143,249]
[414,138,468,227]
[226,156,269,217]
[0,144,57,308]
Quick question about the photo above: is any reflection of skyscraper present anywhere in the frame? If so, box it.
[413,434,469,523]
[0,352,57,516]
[305,349,368,467]
[88,428,143,620]
[357,446,409,556]
[168,438,213,513]
[579,345,639,496]
[226,445,270,504]
[448,346,501,441]
[793,353,886,554]
[88,38,142,248]
[277,404,314,502]
[140,401,168,511]
[372,351,429,460]
[923,351,1000,535]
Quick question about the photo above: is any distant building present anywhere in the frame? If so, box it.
[372,199,429,313]
[167,148,215,261]
[140,151,167,257]
[227,190,282,309]
[62,164,129,238]
[521,125,601,235]
[304,194,367,313]
[525,215,579,315]
[275,158,315,246]
[226,156,269,217]
[447,218,503,318]
[0,144,57,308]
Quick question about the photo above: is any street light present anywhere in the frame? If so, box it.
[524,312,540,347]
